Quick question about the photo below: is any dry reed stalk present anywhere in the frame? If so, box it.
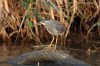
[0,0,99,46]
[50,7,55,19]
[65,0,77,38]
[64,0,69,17]
[29,28,42,45]
[0,26,10,42]
[9,31,20,38]
[33,17,39,36]
[7,15,17,30]
[0,0,4,30]
[56,0,63,22]
[3,0,10,13]
[57,0,65,23]
[88,0,100,21]
[73,0,78,14]
[58,0,63,5]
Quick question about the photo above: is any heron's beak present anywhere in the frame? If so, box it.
[39,21,47,25]
[33,22,42,26]
[37,22,42,25]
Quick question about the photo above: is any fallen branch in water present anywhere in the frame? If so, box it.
[7,49,92,66]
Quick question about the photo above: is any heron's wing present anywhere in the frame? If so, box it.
[54,22,66,33]
[44,25,58,35]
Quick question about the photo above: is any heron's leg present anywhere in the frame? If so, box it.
[61,34,64,48]
[61,34,66,49]
[54,35,58,49]
[48,35,55,49]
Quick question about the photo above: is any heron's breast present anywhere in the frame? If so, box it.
[44,25,59,36]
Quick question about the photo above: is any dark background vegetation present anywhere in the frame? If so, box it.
[0,0,100,52]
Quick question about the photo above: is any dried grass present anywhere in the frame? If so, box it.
[0,0,99,48]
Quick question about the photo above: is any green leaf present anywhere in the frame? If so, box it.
[22,0,29,9]
[27,21,33,28]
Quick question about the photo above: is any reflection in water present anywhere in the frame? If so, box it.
[0,43,100,66]
[77,53,100,66]
[89,54,100,66]
[2,54,99,66]
[0,63,11,66]
[8,64,67,66]
[0,63,76,66]
[7,49,92,66]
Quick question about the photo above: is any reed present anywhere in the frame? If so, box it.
[0,0,99,49]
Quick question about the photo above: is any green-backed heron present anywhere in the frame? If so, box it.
[38,19,66,49]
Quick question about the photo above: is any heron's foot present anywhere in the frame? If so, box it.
[49,45,57,50]
[44,44,56,50]
[44,44,52,49]
[51,45,57,50]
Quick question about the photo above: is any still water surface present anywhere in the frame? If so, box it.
[0,44,100,66]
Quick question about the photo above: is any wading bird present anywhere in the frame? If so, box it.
[38,19,66,49]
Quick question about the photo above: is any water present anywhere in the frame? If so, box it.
[0,44,100,66]
[0,63,68,66]
[0,52,100,66]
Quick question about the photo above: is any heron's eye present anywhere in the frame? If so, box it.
[42,23,47,25]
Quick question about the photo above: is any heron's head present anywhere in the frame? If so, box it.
[39,19,50,25]
[33,19,50,26]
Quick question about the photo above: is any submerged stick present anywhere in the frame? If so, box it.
[7,49,92,66]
